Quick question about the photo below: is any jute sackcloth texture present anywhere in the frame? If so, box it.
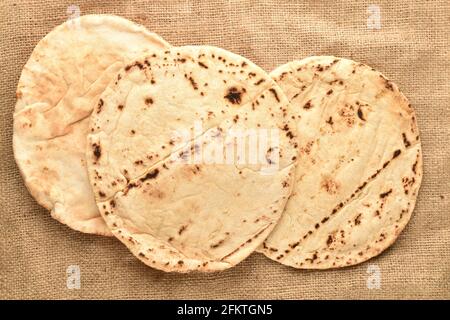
[0,0,448,299]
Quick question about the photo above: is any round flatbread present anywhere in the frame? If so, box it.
[259,56,422,269]
[86,45,298,272]
[13,15,170,235]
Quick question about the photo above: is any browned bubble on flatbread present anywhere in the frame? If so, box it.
[12,15,171,235]
[86,45,299,272]
[259,56,423,269]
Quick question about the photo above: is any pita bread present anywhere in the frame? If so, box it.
[86,45,299,272]
[13,15,170,235]
[258,56,423,269]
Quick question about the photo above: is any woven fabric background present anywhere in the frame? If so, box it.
[0,0,449,299]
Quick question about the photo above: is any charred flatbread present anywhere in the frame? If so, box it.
[259,56,422,269]
[86,46,298,271]
[13,15,170,235]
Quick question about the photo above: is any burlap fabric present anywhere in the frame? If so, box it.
[0,0,448,300]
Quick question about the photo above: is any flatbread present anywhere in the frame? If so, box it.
[13,15,170,235]
[259,56,423,269]
[86,45,299,272]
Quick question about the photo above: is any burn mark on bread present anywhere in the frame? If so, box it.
[125,61,144,71]
[188,77,198,90]
[402,133,411,147]
[326,117,333,125]
[305,253,318,263]
[291,93,300,101]
[412,160,418,174]
[93,143,101,160]
[140,169,159,182]
[255,79,265,85]
[289,242,300,249]
[269,88,280,102]
[210,239,224,248]
[331,202,344,215]
[145,97,154,105]
[278,72,289,81]
[385,81,394,91]
[402,177,416,195]
[357,107,365,121]
[178,225,187,235]
[282,124,295,140]
[321,177,340,194]
[303,100,313,109]
[326,235,333,246]
[96,99,104,114]
[329,79,343,86]
[380,189,393,198]
[124,182,138,194]
[224,87,243,104]
[198,61,208,69]
[393,149,401,158]
[354,213,362,225]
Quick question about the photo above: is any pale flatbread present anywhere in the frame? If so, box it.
[86,46,298,272]
[259,56,422,269]
[13,15,170,235]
